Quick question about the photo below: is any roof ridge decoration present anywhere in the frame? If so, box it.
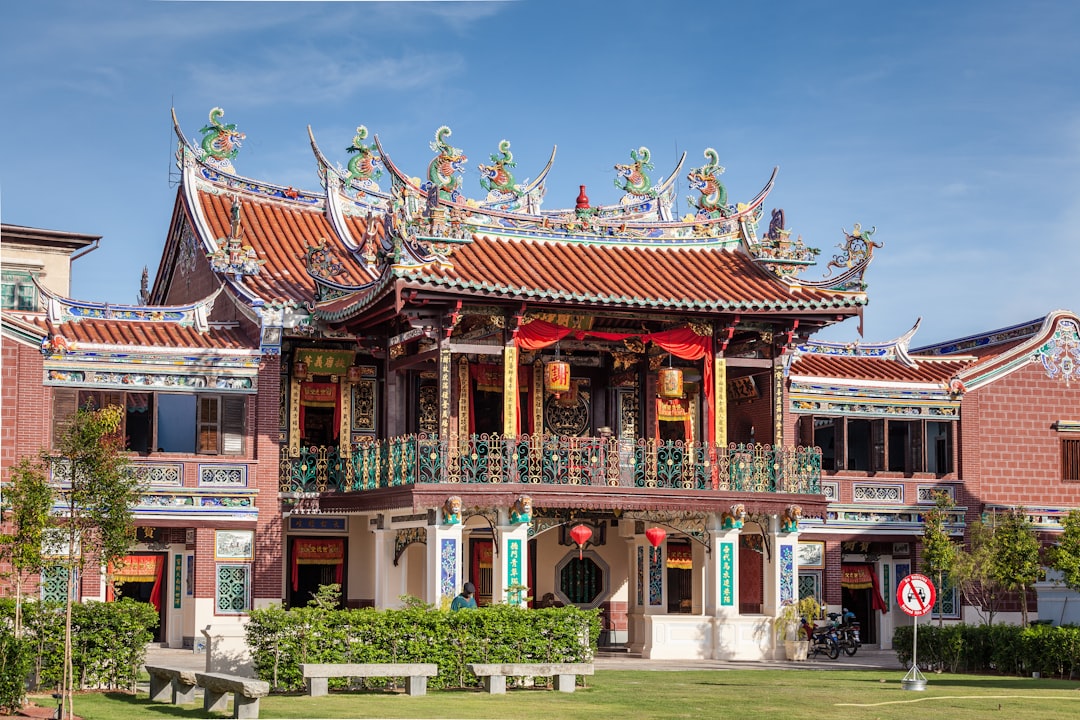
[791,223,882,292]
[913,316,1045,356]
[422,126,468,202]
[1034,316,1080,387]
[344,125,384,194]
[686,148,732,219]
[746,208,821,279]
[614,146,657,198]
[785,317,923,376]
[197,107,245,174]
[207,196,266,277]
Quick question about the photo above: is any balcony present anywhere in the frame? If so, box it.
[280,435,822,497]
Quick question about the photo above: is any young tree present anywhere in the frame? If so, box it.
[1047,509,1080,593]
[50,404,142,720]
[921,492,957,627]
[0,458,54,638]
[988,507,1043,627]
[951,519,1005,625]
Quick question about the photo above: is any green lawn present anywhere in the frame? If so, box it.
[30,669,1080,720]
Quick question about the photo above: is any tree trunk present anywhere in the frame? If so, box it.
[1019,583,1029,627]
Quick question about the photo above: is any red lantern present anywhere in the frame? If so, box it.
[293,359,308,382]
[645,526,667,548]
[346,365,363,383]
[658,366,684,399]
[570,523,593,560]
[646,526,667,564]
[546,359,571,398]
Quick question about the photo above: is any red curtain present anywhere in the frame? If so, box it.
[107,555,164,611]
[298,382,341,441]
[291,538,345,591]
[842,564,887,613]
[515,320,715,444]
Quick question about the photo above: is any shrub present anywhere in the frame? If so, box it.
[893,622,1080,678]
[246,601,600,692]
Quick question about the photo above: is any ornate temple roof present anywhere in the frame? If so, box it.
[164,108,881,335]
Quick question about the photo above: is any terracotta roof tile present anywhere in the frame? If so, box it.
[197,190,370,304]
[23,314,254,351]
[789,354,973,384]
[405,236,861,311]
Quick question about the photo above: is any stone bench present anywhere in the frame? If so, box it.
[146,665,199,705]
[300,662,439,697]
[195,671,270,719]
[468,662,594,694]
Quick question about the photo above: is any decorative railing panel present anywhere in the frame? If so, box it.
[279,435,821,495]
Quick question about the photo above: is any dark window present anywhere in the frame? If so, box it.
[1,270,38,311]
[52,389,245,455]
[560,557,603,605]
[811,416,953,475]
[1064,439,1080,482]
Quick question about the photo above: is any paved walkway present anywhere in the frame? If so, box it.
[143,644,903,675]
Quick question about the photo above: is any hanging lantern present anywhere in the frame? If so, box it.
[293,359,308,382]
[646,526,667,564]
[570,523,593,560]
[658,356,684,399]
[346,365,363,383]
[545,343,571,398]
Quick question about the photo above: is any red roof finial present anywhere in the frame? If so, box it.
[575,184,590,210]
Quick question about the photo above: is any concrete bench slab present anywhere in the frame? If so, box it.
[300,662,438,697]
[195,671,269,719]
[468,662,594,694]
[145,664,199,705]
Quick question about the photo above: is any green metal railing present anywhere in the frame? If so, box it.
[280,435,821,496]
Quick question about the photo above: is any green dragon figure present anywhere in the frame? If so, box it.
[345,125,383,188]
[198,107,245,169]
[422,126,468,202]
[686,148,730,218]
[478,139,518,196]
[613,146,656,197]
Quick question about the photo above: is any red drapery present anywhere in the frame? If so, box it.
[515,320,714,443]
[291,538,345,592]
[298,382,341,441]
[107,555,164,611]
[841,564,888,613]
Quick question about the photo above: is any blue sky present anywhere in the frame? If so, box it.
[1,0,1076,345]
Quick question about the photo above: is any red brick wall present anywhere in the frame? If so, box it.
[252,357,283,601]
[963,362,1080,508]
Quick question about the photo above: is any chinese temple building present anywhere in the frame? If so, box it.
[5,107,891,661]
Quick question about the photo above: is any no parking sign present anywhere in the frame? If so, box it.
[896,573,936,617]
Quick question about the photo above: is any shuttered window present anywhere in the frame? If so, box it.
[221,396,245,455]
[1064,439,1080,482]
[51,389,78,450]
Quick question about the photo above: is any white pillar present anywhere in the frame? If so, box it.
[371,525,395,609]
[426,521,464,608]
[707,526,741,618]
[764,514,800,616]
[492,512,530,606]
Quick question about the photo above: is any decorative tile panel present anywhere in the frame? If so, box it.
[648,545,663,606]
[720,542,734,606]
[215,564,251,614]
[441,538,457,603]
[199,463,248,487]
[636,546,644,606]
[820,481,839,502]
[131,463,183,487]
[852,483,903,503]
[780,544,794,605]
[917,485,955,504]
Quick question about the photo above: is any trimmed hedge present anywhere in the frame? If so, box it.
[893,622,1080,678]
[0,597,158,699]
[246,602,601,692]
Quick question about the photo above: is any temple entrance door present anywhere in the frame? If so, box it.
[110,553,166,642]
[738,540,764,614]
[842,586,875,644]
[469,539,494,606]
[666,542,693,613]
[288,537,345,608]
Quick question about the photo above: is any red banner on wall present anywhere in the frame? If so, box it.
[112,554,162,582]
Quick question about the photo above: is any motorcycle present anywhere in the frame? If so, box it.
[800,617,840,660]
[827,610,861,657]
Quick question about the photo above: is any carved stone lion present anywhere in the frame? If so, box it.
[510,495,533,524]
[721,503,746,530]
[780,504,802,533]
[443,495,462,525]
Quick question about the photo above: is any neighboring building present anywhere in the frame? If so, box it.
[789,311,1080,645]
[1,224,100,311]
[4,107,1073,663]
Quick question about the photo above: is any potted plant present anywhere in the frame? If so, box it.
[774,596,822,661]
